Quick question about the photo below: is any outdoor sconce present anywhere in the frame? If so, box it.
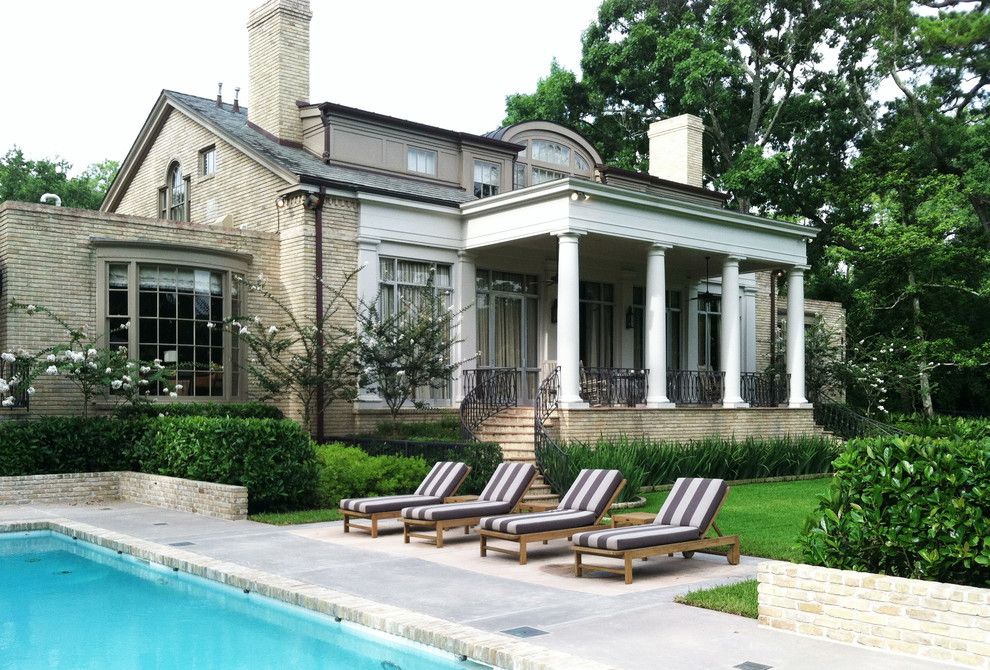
[625,306,634,329]
[551,299,557,324]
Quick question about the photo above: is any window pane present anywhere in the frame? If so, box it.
[575,153,590,171]
[473,160,500,198]
[407,147,437,175]
[532,167,566,184]
[531,140,570,166]
[109,264,128,289]
[513,162,526,189]
[108,290,128,317]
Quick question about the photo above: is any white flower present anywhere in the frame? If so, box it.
[139,379,149,386]
[253,315,261,324]
[0,380,8,394]
[1,397,14,407]
[88,361,98,369]
[45,365,59,375]
[396,370,406,376]
[140,366,151,374]
[158,413,165,418]
[169,392,178,398]
[25,304,37,313]
[267,325,278,335]
[110,380,123,390]
[105,368,113,374]
[162,387,169,393]
[207,322,215,329]
[239,326,249,335]
[26,387,35,395]
[122,321,131,330]
[87,348,98,359]
[122,375,132,383]
[46,354,56,363]
[0,352,15,363]
[174,384,183,391]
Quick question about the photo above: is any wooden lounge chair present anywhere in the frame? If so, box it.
[339,461,470,538]
[401,462,536,548]
[478,468,626,565]
[571,477,740,584]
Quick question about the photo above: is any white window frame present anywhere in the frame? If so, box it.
[473,160,500,198]
[406,146,437,176]
[200,146,216,177]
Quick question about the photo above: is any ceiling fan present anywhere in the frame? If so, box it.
[690,256,720,310]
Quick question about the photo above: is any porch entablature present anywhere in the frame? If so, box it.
[460,178,816,269]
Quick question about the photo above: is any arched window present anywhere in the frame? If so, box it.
[158,162,189,222]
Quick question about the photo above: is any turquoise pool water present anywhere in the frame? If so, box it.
[0,531,477,669]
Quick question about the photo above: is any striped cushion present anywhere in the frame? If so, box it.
[480,509,597,534]
[557,469,624,516]
[655,478,728,531]
[414,461,469,498]
[478,462,536,506]
[340,494,441,514]
[402,500,511,521]
[573,524,700,551]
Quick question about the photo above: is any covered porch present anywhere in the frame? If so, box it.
[455,178,815,416]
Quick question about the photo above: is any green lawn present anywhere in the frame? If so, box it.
[676,579,759,618]
[623,477,831,562]
[249,508,342,525]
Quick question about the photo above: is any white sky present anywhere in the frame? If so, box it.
[1,0,602,174]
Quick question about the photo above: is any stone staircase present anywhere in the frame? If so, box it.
[474,407,558,504]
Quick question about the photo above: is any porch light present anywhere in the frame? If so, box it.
[570,191,590,201]
[275,197,286,209]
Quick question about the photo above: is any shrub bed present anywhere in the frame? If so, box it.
[0,416,150,476]
[135,416,318,513]
[892,413,990,439]
[374,416,462,442]
[314,443,429,507]
[325,436,501,495]
[551,435,840,500]
[802,436,990,587]
[115,402,284,420]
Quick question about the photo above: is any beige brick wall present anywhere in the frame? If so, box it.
[111,108,290,232]
[553,407,826,443]
[758,561,990,668]
[0,471,247,520]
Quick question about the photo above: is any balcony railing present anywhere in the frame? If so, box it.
[667,370,725,405]
[741,372,789,407]
[580,367,648,407]
[459,367,517,440]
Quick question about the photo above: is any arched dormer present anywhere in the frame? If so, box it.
[158,160,189,222]
[486,121,603,190]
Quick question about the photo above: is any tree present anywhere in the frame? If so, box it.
[354,275,467,420]
[0,147,118,210]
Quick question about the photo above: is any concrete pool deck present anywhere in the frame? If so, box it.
[0,502,953,670]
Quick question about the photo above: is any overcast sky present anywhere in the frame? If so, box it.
[2,0,602,174]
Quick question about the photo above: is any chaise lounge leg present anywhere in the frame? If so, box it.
[371,516,378,539]
[480,535,487,558]
[624,555,633,584]
[343,514,350,533]
[519,541,527,566]
[728,539,740,565]
[403,522,410,544]
[575,551,583,578]
[436,526,444,549]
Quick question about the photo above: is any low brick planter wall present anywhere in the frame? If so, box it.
[0,472,248,521]
[758,561,990,668]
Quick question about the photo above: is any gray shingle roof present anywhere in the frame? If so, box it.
[165,91,476,206]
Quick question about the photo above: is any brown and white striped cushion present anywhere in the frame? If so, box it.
[414,461,470,498]
[478,462,536,506]
[480,509,597,534]
[340,494,441,514]
[654,478,728,531]
[402,500,511,521]
[557,469,624,516]
[572,524,700,551]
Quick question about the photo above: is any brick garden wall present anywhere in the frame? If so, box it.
[758,561,990,668]
[0,471,248,520]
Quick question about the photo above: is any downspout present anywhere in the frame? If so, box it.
[314,185,326,442]
[769,271,777,370]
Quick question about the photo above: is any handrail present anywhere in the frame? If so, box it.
[459,367,518,440]
[812,392,910,440]
[580,367,648,407]
[667,370,725,405]
[0,358,31,410]
[533,366,573,496]
[741,372,789,407]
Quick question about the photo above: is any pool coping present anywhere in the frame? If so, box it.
[1,518,617,670]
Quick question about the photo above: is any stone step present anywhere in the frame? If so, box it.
[475,427,536,437]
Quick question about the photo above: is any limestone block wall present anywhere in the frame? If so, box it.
[552,407,826,443]
[0,471,248,520]
[758,561,990,668]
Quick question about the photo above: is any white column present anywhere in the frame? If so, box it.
[356,236,381,403]
[686,283,699,370]
[556,232,586,407]
[645,244,674,407]
[453,251,477,402]
[787,266,811,407]
[720,256,747,407]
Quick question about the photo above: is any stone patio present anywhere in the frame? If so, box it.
[0,502,954,670]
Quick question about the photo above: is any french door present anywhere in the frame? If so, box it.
[476,270,539,403]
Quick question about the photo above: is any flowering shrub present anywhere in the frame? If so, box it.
[0,348,39,408]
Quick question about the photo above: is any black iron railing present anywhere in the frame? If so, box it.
[580,367,648,407]
[667,370,725,405]
[459,367,517,440]
[533,366,572,496]
[741,372,789,407]
[0,358,30,410]
[813,393,909,440]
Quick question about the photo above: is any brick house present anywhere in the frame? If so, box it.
[0,0,841,442]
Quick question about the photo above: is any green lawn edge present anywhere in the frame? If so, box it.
[676,579,759,619]
[249,508,342,525]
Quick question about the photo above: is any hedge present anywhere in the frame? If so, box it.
[327,436,501,495]
[802,436,990,587]
[135,416,318,513]
[0,416,150,476]
[314,443,428,507]
[115,402,284,420]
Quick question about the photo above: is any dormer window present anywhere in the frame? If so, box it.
[531,140,570,167]
[200,146,216,177]
[407,147,437,176]
[159,162,189,222]
[473,160,500,198]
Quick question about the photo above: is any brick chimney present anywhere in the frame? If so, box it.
[647,114,704,188]
[247,0,311,145]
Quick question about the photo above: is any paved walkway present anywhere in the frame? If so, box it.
[0,502,951,670]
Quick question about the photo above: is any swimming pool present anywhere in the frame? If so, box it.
[0,531,480,669]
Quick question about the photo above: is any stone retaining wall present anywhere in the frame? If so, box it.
[0,472,248,520]
[758,561,990,668]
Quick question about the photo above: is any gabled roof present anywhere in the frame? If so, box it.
[103,90,476,211]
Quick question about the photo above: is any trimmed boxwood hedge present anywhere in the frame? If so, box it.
[135,416,318,513]
[115,402,284,420]
[802,436,990,587]
[0,416,150,476]
[314,443,428,507]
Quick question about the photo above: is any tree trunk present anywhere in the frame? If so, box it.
[908,270,934,416]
